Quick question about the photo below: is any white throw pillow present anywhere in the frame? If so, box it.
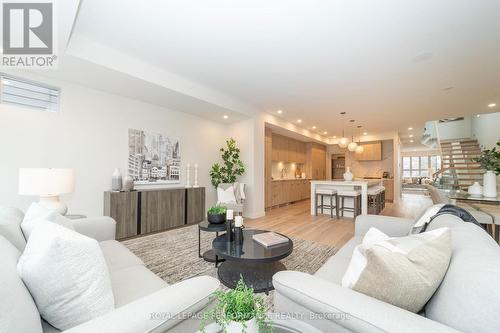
[217,185,237,204]
[17,221,114,330]
[21,202,74,239]
[342,227,452,313]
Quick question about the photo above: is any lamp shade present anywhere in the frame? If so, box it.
[19,168,75,196]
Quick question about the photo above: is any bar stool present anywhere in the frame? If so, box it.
[315,189,339,218]
[338,190,361,218]
[368,186,385,215]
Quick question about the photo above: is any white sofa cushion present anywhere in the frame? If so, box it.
[21,202,74,239]
[17,222,114,331]
[0,235,42,333]
[314,236,361,283]
[342,227,452,313]
[99,240,144,271]
[0,206,27,251]
[109,265,167,307]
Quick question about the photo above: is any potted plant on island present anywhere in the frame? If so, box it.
[472,140,500,198]
[207,204,227,224]
[201,278,272,333]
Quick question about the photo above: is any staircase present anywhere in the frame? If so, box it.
[435,138,483,190]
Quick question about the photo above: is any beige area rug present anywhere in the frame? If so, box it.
[122,224,338,306]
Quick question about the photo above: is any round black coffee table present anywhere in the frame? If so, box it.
[198,221,227,264]
[212,229,293,294]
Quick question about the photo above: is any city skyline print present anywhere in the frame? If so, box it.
[128,129,181,185]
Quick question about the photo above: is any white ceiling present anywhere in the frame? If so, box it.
[48,1,500,144]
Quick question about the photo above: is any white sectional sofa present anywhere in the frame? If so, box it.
[0,207,219,333]
[273,214,500,333]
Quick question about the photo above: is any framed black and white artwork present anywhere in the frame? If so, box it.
[128,129,181,185]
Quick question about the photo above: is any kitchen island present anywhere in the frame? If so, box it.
[310,180,382,217]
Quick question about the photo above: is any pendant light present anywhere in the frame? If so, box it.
[347,119,358,152]
[338,112,349,148]
[355,125,364,154]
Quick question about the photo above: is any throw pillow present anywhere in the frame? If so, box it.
[21,202,74,239]
[410,204,445,234]
[342,227,452,313]
[217,185,237,204]
[17,221,114,330]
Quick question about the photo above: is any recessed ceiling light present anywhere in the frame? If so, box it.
[297,119,302,123]
[488,103,496,108]
[312,126,316,129]
[223,115,229,119]
[410,140,414,143]
[323,131,327,135]
[408,127,413,130]
[277,109,283,114]
[332,136,337,139]
[363,132,368,135]
[409,134,414,138]
[476,114,481,118]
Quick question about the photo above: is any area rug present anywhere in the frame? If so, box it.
[122,224,338,307]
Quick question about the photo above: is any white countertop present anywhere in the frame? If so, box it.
[310,179,381,186]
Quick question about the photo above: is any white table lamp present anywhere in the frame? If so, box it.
[18,168,75,215]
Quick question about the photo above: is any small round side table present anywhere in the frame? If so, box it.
[198,220,226,266]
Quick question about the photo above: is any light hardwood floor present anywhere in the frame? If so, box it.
[246,194,432,248]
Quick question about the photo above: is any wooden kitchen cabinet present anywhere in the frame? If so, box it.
[356,141,382,161]
[383,179,394,202]
[271,133,306,163]
[308,143,327,180]
[268,179,310,208]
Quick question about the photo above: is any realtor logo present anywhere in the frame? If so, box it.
[1,1,57,68]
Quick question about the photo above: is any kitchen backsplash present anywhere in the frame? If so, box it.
[271,162,306,179]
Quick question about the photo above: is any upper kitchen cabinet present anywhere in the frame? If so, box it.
[356,141,382,161]
[271,133,306,163]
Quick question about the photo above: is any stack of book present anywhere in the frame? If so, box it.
[252,232,289,247]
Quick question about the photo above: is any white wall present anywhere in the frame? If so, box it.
[436,117,472,140]
[0,74,229,216]
[472,112,500,149]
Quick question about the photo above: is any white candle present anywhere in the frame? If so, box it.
[235,215,243,227]
[226,209,234,220]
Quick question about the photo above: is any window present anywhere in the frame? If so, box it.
[0,74,60,112]
[402,155,442,178]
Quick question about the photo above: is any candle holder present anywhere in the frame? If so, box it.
[185,163,192,188]
[193,163,199,188]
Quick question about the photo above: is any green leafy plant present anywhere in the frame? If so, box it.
[208,204,227,215]
[201,277,272,333]
[472,140,500,175]
[210,138,245,188]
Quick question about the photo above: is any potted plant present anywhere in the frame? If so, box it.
[472,140,500,197]
[207,204,227,224]
[201,278,272,333]
[210,138,245,188]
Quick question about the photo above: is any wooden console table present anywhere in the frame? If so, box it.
[104,187,205,239]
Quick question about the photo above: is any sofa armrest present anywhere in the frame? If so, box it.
[354,214,414,237]
[71,216,116,241]
[273,271,460,333]
[65,276,220,333]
